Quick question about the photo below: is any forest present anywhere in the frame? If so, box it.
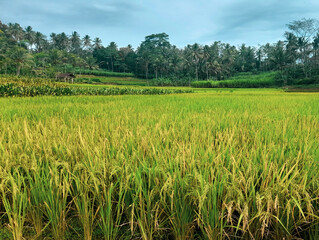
[1,18,319,86]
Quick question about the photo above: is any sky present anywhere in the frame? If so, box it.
[1,0,319,49]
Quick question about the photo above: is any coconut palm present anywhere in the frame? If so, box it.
[82,35,92,50]
[7,23,24,43]
[34,32,47,53]
[24,26,35,52]
[93,37,102,50]
[70,31,81,54]
[9,46,34,76]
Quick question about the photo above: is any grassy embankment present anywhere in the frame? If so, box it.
[73,68,134,78]
[75,75,148,86]
[191,71,319,91]
[191,72,278,88]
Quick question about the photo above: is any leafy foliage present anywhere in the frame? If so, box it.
[0,83,192,97]
[1,18,319,86]
[74,68,134,77]
[191,72,277,88]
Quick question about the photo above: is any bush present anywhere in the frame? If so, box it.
[191,81,213,88]
[293,76,319,85]
[149,77,194,86]
[74,68,134,77]
[192,79,276,88]
[149,78,174,86]
[192,72,278,88]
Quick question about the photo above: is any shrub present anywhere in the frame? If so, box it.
[74,68,134,77]
[192,72,277,88]
[293,76,319,85]
[191,81,213,88]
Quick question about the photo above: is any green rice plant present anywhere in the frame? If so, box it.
[98,178,126,240]
[130,166,167,239]
[26,167,47,239]
[161,174,195,240]
[0,89,318,239]
[41,162,71,240]
[1,169,28,240]
[193,172,226,240]
[72,168,99,240]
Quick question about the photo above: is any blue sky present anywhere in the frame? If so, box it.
[1,0,319,48]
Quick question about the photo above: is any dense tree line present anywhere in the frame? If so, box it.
[1,18,319,85]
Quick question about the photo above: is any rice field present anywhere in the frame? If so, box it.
[0,90,318,239]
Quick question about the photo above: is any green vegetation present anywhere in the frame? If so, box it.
[0,90,318,239]
[0,83,192,97]
[191,72,277,88]
[291,75,319,85]
[74,68,134,77]
[76,75,148,86]
[0,76,192,97]
[1,18,319,86]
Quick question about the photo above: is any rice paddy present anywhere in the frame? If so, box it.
[0,89,318,239]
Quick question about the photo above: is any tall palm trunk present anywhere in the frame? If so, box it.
[16,64,21,76]
[195,64,198,81]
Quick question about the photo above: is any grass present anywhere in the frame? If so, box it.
[75,75,148,86]
[191,72,278,88]
[74,69,134,77]
[0,89,318,239]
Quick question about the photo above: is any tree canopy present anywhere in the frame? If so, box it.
[0,18,319,84]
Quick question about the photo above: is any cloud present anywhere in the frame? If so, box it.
[1,0,319,47]
[200,0,319,46]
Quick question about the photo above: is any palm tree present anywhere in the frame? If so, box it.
[93,37,102,49]
[296,37,311,77]
[106,42,118,72]
[56,32,69,51]
[256,46,263,71]
[269,41,287,83]
[221,43,236,79]
[284,32,298,62]
[9,46,34,76]
[7,23,24,44]
[82,35,92,50]
[85,56,98,70]
[203,45,211,79]
[312,34,319,70]
[191,43,203,80]
[24,26,35,52]
[184,43,203,80]
[70,31,81,54]
[34,32,47,52]
[48,49,62,65]
[0,52,10,75]
[50,33,57,48]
